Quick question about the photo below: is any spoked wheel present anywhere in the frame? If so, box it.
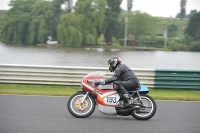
[67,92,96,118]
[131,94,157,120]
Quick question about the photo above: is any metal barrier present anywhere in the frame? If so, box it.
[155,70,200,90]
[0,64,155,88]
[1,64,199,90]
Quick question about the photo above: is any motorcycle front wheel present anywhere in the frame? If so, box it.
[131,94,157,120]
[67,91,96,118]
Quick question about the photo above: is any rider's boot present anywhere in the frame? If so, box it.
[123,94,134,107]
[123,94,140,108]
[115,84,140,108]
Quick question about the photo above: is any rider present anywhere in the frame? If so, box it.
[95,57,140,107]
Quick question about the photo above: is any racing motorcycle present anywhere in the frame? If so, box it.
[67,71,157,120]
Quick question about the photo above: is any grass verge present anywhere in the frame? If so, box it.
[0,84,199,101]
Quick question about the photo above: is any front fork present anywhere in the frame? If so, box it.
[80,92,89,104]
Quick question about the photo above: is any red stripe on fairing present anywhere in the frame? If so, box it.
[81,80,117,98]
[97,92,118,106]
[81,80,118,107]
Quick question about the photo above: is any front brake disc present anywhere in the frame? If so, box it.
[75,99,88,111]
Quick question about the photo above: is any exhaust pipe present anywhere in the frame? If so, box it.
[116,106,140,116]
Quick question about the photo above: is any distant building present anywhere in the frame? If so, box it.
[126,39,137,46]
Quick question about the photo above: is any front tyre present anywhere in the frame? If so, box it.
[132,94,157,120]
[67,91,96,118]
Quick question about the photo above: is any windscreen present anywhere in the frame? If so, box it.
[84,71,106,78]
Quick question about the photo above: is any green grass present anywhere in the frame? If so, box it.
[0,84,81,96]
[0,84,200,101]
[157,17,189,37]
[150,89,200,101]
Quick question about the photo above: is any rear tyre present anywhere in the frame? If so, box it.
[131,94,157,120]
[67,92,96,118]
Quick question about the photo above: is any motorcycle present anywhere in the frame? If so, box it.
[67,71,157,120]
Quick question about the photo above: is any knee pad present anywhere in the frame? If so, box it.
[113,81,120,90]
[113,83,119,90]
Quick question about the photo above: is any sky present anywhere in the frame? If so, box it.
[0,0,200,18]
[120,0,200,17]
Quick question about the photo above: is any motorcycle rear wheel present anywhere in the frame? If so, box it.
[67,91,96,118]
[131,94,157,120]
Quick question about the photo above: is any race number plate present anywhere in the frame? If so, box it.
[103,94,120,105]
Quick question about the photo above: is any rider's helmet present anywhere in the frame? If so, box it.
[108,57,121,72]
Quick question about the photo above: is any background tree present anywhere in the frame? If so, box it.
[27,0,53,44]
[75,0,106,45]
[185,12,200,40]
[127,0,133,11]
[180,0,187,19]
[52,0,67,39]
[1,0,66,45]
[186,10,197,18]
[167,24,178,38]
[1,0,38,44]
[64,0,73,13]
[57,14,83,46]
[175,12,181,18]
[104,0,122,43]
[120,11,157,40]
[195,28,200,39]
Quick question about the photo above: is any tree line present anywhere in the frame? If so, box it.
[0,0,157,46]
[0,0,200,51]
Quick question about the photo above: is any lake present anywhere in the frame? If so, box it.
[0,43,199,70]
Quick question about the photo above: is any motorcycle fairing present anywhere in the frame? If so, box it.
[96,92,120,106]
[81,80,120,115]
[97,93,120,115]
[98,104,117,116]
[82,81,120,105]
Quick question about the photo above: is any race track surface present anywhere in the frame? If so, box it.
[0,95,200,133]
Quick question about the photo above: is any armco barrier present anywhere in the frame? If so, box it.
[155,70,200,90]
[0,64,155,88]
[0,64,199,90]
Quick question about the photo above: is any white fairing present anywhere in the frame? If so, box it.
[82,72,121,115]
[98,104,117,116]
[97,93,120,116]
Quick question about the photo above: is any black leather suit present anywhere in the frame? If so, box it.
[105,64,139,97]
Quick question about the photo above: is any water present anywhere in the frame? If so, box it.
[0,43,200,70]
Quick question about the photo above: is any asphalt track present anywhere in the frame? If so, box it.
[0,95,200,133]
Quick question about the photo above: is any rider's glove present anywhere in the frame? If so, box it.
[94,80,105,86]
